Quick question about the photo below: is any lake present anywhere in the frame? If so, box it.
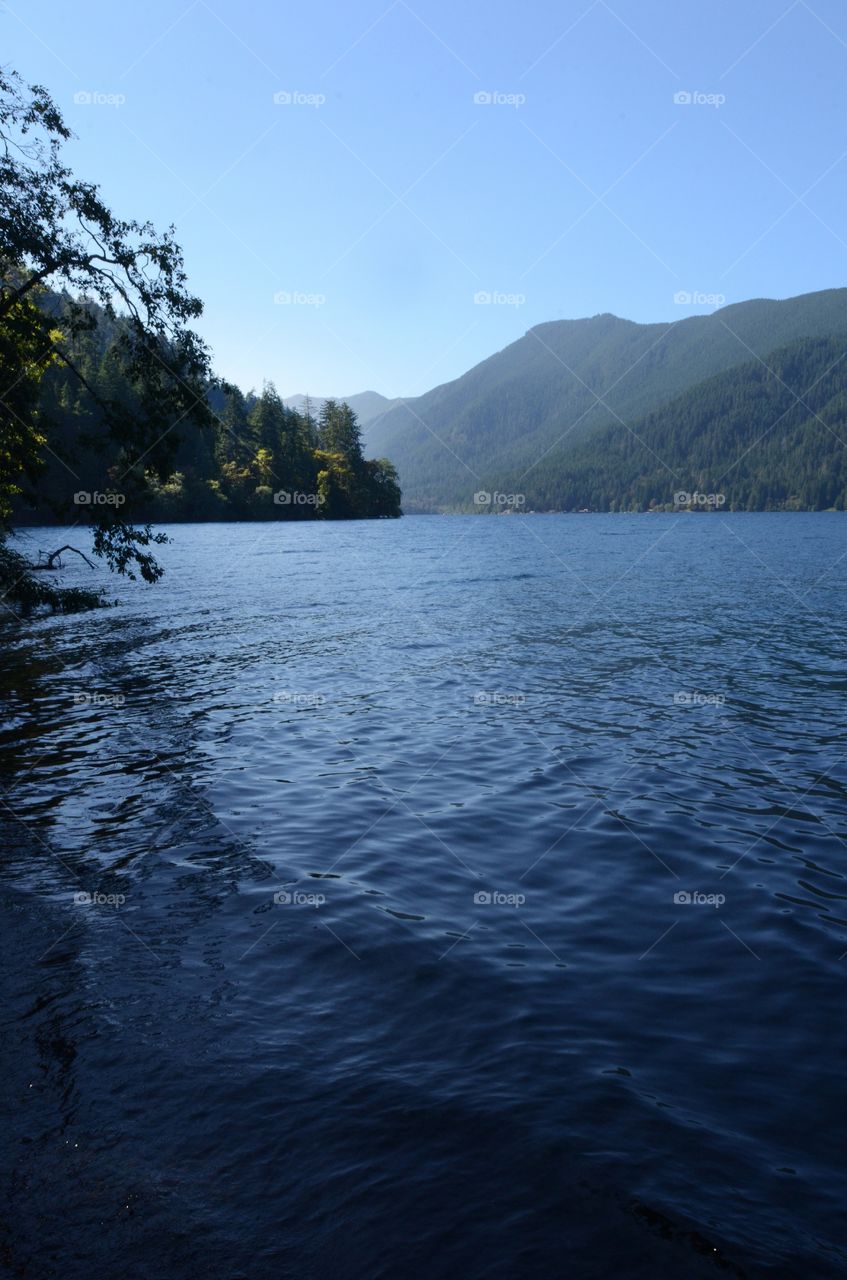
[2,513,846,1278]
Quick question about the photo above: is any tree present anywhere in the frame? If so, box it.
[0,280,53,524]
[318,399,364,463]
[301,395,319,450]
[363,458,402,517]
[0,64,213,611]
[215,384,251,469]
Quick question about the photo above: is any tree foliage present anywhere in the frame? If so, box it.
[0,64,213,610]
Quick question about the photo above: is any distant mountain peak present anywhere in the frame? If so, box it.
[281,389,404,437]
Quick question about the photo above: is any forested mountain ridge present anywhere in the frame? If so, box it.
[365,289,847,510]
[494,334,847,512]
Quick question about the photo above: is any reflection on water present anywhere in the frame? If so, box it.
[2,514,846,1278]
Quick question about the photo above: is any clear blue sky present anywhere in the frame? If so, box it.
[5,0,847,397]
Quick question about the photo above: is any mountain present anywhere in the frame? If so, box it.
[502,334,847,512]
[365,289,847,510]
[283,391,401,443]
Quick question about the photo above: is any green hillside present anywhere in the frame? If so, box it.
[366,289,847,510]
[502,335,847,512]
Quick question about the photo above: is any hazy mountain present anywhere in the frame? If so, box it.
[364,289,847,510]
[283,390,401,441]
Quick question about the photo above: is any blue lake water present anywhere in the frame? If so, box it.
[2,513,846,1278]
